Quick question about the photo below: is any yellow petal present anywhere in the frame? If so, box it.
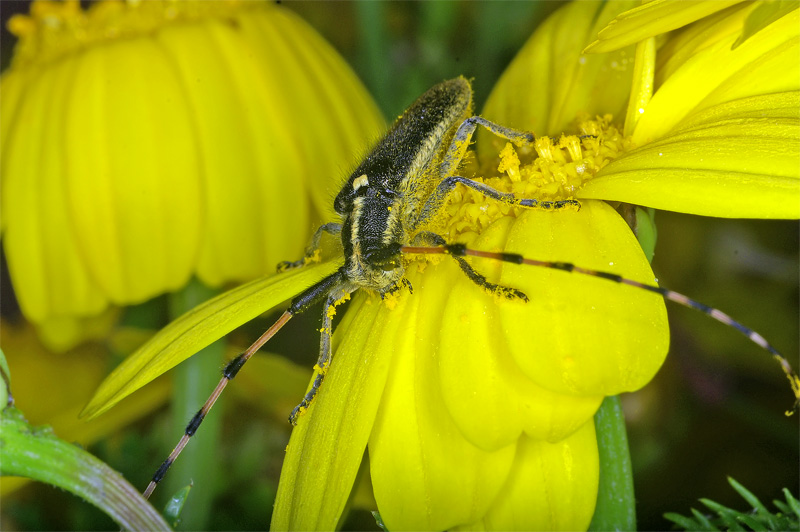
[272,293,397,531]
[34,309,119,353]
[65,37,203,304]
[584,0,744,54]
[153,18,308,287]
[1,58,108,322]
[438,221,603,450]
[493,201,669,396]
[476,422,599,531]
[734,0,800,49]
[481,0,638,143]
[2,1,384,327]
[81,261,338,419]
[655,2,756,83]
[368,267,515,531]
[634,6,799,144]
[243,7,385,221]
[623,37,656,137]
[580,93,800,218]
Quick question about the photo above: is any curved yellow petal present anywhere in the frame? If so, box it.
[437,221,603,451]
[368,266,515,531]
[634,7,799,144]
[246,7,385,221]
[734,1,800,49]
[581,93,800,218]
[65,37,203,304]
[81,261,337,419]
[272,293,396,531]
[476,422,599,531]
[655,2,753,84]
[2,1,382,329]
[481,0,638,143]
[494,201,669,396]
[584,0,744,54]
[623,37,656,137]
[1,57,108,322]
[154,17,307,287]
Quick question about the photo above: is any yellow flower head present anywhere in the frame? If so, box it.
[82,1,799,530]
[275,3,799,529]
[0,0,383,345]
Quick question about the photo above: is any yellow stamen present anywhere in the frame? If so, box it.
[438,115,634,241]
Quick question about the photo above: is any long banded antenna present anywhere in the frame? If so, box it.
[402,244,800,414]
[143,310,294,500]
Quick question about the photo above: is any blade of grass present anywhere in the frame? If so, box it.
[0,407,171,531]
[164,280,224,531]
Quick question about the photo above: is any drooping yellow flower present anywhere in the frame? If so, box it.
[0,0,383,346]
[83,1,799,530]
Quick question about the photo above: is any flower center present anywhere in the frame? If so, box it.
[7,0,249,70]
[438,115,632,242]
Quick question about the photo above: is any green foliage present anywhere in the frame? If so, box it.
[664,477,800,531]
[589,396,637,531]
[0,406,171,531]
[164,485,192,530]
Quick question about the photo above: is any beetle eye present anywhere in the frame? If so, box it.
[377,258,400,271]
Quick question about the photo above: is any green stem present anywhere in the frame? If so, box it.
[589,395,637,531]
[354,2,390,116]
[164,279,225,531]
[1,407,171,531]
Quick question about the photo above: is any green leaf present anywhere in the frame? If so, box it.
[588,396,636,531]
[634,206,657,262]
[700,500,744,532]
[164,485,192,530]
[664,511,702,530]
[728,477,775,528]
[0,408,171,531]
[665,478,799,531]
[372,510,388,531]
[691,507,720,531]
[784,488,800,519]
[736,512,768,531]
[81,261,339,419]
[773,499,791,515]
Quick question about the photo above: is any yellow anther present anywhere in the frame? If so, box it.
[498,143,522,183]
[437,114,632,245]
[560,136,583,162]
[534,136,554,161]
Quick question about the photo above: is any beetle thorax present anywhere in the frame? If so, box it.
[341,194,407,292]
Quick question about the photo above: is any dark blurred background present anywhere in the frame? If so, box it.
[1,1,797,531]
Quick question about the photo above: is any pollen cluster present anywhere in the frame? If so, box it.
[7,0,248,69]
[441,115,632,242]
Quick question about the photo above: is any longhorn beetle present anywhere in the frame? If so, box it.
[142,76,800,500]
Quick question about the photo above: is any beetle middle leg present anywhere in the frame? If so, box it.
[411,231,528,301]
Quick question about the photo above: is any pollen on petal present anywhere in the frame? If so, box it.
[429,115,634,243]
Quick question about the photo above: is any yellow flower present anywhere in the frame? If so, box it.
[0,0,383,347]
[276,2,798,529]
[83,1,799,530]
